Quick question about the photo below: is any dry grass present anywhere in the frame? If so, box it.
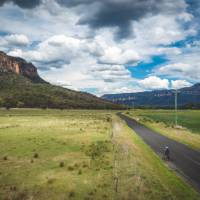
[0,109,115,200]
[0,109,199,200]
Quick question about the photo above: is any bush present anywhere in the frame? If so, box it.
[68,166,74,171]
[59,161,65,168]
[3,156,7,160]
[106,117,111,122]
[69,191,75,198]
[33,153,39,158]
[85,141,111,160]
[10,186,17,191]
[47,178,56,184]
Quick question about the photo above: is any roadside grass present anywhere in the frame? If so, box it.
[113,115,200,200]
[0,109,115,200]
[125,110,200,151]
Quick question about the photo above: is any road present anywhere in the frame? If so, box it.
[118,113,200,191]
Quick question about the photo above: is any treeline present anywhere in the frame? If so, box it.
[0,95,120,110]
[127,104,200,110]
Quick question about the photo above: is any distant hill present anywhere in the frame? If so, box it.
[0,51,123,109]
[102,84,200,109]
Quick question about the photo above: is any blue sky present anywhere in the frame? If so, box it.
[0,0,200,95]
[127,55,169,79]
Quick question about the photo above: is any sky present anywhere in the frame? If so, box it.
[0,0,200,96]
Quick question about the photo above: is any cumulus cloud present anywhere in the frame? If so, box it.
[138,76,169,90]
[157,62,200,81]
[0,0,41,8]
[171,80,192,89]
[52,80,78,91]
[155,48,200,81]
[8,35,82,68]
[0,34,29,50]
[98,47,140,65]
[133,14,196,46]
[0,0,192,39]
[76,0,188,39]
[90,64,132,83]
[0,0,200,95]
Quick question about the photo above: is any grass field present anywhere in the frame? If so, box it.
[131,110,200,134]
[125,109,200,151]
[0,109,199,200]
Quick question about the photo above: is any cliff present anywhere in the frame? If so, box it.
[0,51,46,83]
[102,83,200,108]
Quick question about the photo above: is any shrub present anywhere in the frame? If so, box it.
[33,153,39,158]
[59,161,65,168]
[11,191,28,200]
[10,186,17,191]
[74,163,79,168]
[3,156,7,160]
[106,117,111,122]
[68,166,74,171]
[69,191,75,198]
[102,194,108,198]
[47,178,56,184]
[82,162,89,168]
[88,191,94,196]
[85,141,111,160]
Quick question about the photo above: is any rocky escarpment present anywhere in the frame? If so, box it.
[102,83,200,108]
[0,51,46,83]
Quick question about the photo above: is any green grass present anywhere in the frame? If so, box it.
[0,109,199,200]
[125,109,200,151]
[131,109,200,134]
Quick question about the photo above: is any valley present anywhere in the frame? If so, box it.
[0,109,199,200]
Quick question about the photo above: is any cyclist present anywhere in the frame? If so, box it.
[164,146,170,160]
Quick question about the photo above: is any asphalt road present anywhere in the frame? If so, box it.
[118,113,200,191]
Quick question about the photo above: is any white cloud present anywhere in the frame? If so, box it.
[0,34,29,50]
[8,35,82,64]
[138,76,169,90]
[155,50,200,81]
[133,14,196,46]
[52,80,78,91]
[1,0,199,95]
[171,80,192,89]
[90,64,132,82]
[99,47,140,65]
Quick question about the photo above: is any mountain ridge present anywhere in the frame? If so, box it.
[102,83,200,108]
[0,51,123,109]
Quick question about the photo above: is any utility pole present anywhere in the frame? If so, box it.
[175,89,178,127]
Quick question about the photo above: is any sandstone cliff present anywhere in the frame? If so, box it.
[0,51,46,83]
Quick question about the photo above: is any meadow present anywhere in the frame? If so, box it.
[0,109,199,200]
[130,110,200,134]
[126,109,200,151]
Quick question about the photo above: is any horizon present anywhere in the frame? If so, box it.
[0,0,200,96]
